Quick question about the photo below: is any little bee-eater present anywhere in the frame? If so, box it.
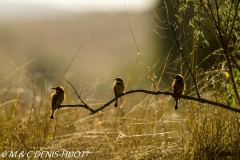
[113,77,125,107]
[50,86,65,119]
[172,74,186,110]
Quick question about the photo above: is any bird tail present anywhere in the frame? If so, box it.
[50,109,55,119]
[175,100,178,110]
[114,98,118,107]
[173,97,180,110]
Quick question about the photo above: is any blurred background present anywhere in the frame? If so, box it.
[0,1,237,158]
[0,0,222,109]
[0,0,169,114]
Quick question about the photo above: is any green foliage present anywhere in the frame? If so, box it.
[225,69,240,106]
[156,0,240,158]
[225,83,236,106]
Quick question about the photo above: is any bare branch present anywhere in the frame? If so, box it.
[59,89,240,114]
[59,104,95,113]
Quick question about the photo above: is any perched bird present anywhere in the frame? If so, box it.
[113,77,125,107]
[50,86,65,119]
[172,74,186,110]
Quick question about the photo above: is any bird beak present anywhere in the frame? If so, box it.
[51,87,56,89]
[171,76,175,79]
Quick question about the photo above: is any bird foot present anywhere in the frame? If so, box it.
[175,105,178,110]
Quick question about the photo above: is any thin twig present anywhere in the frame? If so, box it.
[58,38,89,85]
[123,0,139,53]
[64,78,94,113]
[163,2,201,98]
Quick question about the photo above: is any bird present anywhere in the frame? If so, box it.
[172,74,186,110]
[50,86,65,119]
[113,77,125,107]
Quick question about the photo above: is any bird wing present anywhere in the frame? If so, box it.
[51,94,58,108]
[184,82,186,92]
[114,85,118,97]
[173,83,177,94]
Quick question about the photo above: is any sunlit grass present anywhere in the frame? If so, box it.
[0,40,238,159]
[0,62,239,159]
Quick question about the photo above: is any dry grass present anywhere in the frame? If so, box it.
[0,57,239,160]
[0,2,240,159]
